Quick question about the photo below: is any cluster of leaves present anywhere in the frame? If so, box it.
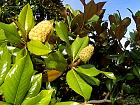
[0,0,140,105]
[0,0,64,23]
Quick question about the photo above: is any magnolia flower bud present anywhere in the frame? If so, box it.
[79,45,94,62]
[28,20,53,42]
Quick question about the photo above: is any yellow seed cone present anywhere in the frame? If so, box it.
[28,20,53,42]
[79,45,94,62]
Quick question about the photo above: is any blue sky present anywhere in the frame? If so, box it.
[63,0,140,29]
[63,0,140,19]
[63,0,140,47]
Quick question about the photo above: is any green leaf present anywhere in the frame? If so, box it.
[0,44,11,85]
[26,73,42,99]
[15,47,26,63]
[0,22,21,44]
[44,51,67,72]
[66,69,92,100]
[55,101,80,105]
[135,11,140,17]
[71,36,89,62]
[86,15,99,25]
[106,79,114,91]
[18,4,35,34]
[133,65,140,78]
[0,101,11,105]
[2,49,34,105]
[125,73,135,80]
[102,71,116,80]
[0,29,6,41]
[77,71,100,86]
[116,53,125,65]
[76,65,101,76]
[65,4,80,16]
[27,40,51,55]
[22,89,54,105]
[55,21,69,44]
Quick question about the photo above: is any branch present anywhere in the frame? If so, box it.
[69,59,81,69]
[86,99,111,104]
[82,96,123,104]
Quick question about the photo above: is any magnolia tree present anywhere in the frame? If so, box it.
[0,0,140,105]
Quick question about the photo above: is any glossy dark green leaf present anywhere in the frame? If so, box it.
[66,69,92,100]
[2,49,34,105]
[27,40,51,55]
[77,71,100,86]
[133,65,140,78]
[117,53,125,65]
[110,82,122,104]
[18,4,35,34]
[0,44,11,85]
[76,65,101,76]
[55,101,80,105]
[71,36,89,62]
[122,83,136,94]
[0,22,21,44]
[22,89,54,105]
[125,73,135,80]
[55,21,69,44]
[106,79,114,91]
[26,73,42,99]
[44,51,67,72]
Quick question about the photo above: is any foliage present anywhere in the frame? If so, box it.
[0,0,140,105]
[0,0,64,23]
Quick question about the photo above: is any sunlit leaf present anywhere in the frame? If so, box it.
[0,29,6,42]
[86,15,99,25]
[22,89,54,105]
[0,44,11,85]
[26,73,42,99]
[0,22,21,44]
[102,71,116,80]
[66,69,92,100]
[76,65,101,76]
[27,40,51,55]
[65,4,80,16]
[2,49,34,105]
[18,4,35,34]
[55,21,69,44]
[0,101,11,105]
[71,36,89,62]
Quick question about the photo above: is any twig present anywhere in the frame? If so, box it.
[69,59,81,69]
[86,99,111,104]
